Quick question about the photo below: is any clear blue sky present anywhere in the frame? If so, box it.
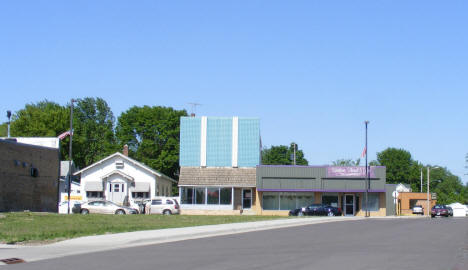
[1,1,467,183]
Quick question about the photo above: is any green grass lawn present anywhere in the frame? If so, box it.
[0,213,286,244]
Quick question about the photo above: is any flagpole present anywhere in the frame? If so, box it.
[365,120,369,217]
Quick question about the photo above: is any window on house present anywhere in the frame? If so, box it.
[132,192,149,199]
[86,191,103,198]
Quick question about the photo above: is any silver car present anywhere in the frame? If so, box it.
[80,200,138,215]
[412,205,424,215]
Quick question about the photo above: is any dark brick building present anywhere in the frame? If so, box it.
[0,139,60,212]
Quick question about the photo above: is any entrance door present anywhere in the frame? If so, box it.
[109,182,126,205]
[242,189,252,209]
[344,194,355,216]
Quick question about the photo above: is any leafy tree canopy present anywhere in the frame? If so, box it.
[70,97,118,168]
[116,106,187,179]
[377,148,413,184]
[11,100,69,137]
[261,143,308,165]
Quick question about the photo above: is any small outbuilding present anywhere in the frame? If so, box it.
[448,202,467,217]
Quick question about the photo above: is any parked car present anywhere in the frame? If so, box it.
[412,205,424,215]
[445,205,453,216]
[58,201,82,214]
[431,205,450,218]
[145,197,180,215]
[80,200,139,215]
[289,204,342,217]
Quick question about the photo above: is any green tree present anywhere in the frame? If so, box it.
[10,100,69,137]
[431,169,466,204]
[0,123,7,137]
[376,148,414,184]
[71,97,118,168]
[261,143,308,165]
[332,158,361,166]
[116,106,187,179]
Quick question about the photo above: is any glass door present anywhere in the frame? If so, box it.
[242,189,252,209]
[344,194,355,216]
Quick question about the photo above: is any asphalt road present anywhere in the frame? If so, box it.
[5,218,467,270]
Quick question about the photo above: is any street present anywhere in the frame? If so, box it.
[5,218,467,270]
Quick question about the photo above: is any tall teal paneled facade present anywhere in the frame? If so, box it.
[179,116,260,167]
[206,117,233,167]
[237,118,260,167]
[179,117,201,167]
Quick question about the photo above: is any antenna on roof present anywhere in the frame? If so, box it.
[187,102,201,117]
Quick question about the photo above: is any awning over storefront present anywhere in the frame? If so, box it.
[84,181,104,191]
[129,182,150,192]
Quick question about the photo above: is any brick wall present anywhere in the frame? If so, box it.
[0,140,59,212]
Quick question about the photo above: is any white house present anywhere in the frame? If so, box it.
[74,150,176,207]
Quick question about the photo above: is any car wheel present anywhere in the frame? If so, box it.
[115,209,126,215]
[327,211,334,217]
[298,211,304,217]
[163,210,172,215]
[81,209,89,215]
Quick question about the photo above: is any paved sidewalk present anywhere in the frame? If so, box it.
[0,216,423,265]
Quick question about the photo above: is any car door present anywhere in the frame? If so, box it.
[150,199,163,214]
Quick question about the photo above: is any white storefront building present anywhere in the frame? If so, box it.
[74,152,176,207]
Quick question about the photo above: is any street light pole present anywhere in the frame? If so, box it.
[364,120,369,217]
[67,99,76,214]
[6,110,11,138]
[293,143,296,166]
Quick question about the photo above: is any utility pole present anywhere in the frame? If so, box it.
[420,168,423,193]
[67,99,76,214]
[364,120,369,217]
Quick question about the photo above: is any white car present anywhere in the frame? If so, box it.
[80,200,139,215]
[58,201,82,214]
[145,197,180,215]
[412,205,424,215]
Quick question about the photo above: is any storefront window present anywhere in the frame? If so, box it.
[181,187,194,204]
[195,188,206,204]
[263,192,279,210]
[364,193,379,211]
[207,188,220,204]
[280,192,296,210]
[220,188,232,205]
[297,193,314,208]
[322,193,339,207]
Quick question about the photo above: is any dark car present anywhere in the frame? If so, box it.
[289,204,342,217]
[445,205,453,216]
[431,205,450,218]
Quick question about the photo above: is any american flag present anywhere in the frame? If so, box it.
[58,130,73,140]
[361,146,367,158]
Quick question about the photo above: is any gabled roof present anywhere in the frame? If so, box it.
[73,152,177,183]
[101,170,135,182]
